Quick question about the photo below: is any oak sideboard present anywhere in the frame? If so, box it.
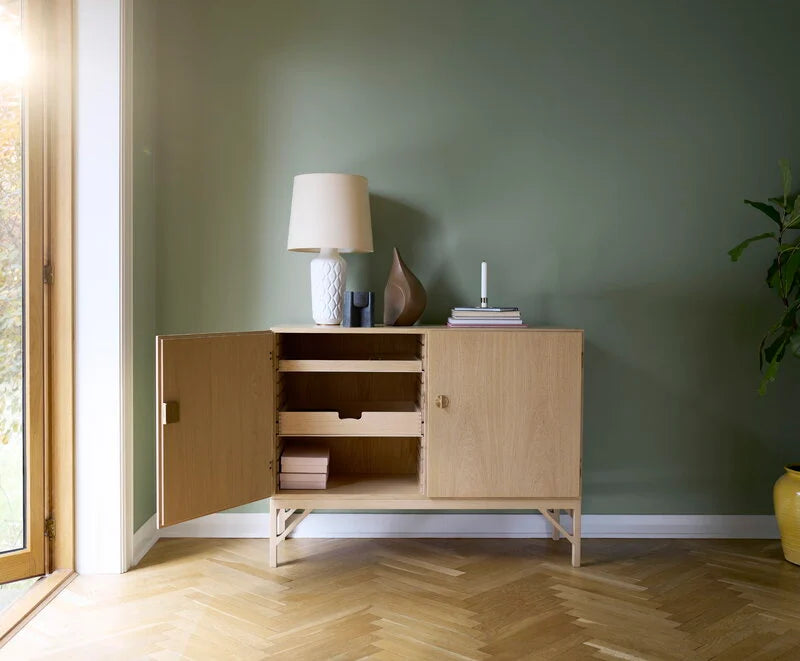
[156,326,584,567]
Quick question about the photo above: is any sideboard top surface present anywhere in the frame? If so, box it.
[270,325,584,334]
[156,326,585,342]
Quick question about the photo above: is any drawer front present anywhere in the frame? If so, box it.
[279,411,422,436]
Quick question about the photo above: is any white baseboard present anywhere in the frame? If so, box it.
[159,513,270,538]
[131,513,159,567]
[153,512,779,541]
[579,514,778,539]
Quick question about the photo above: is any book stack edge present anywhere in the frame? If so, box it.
[447,306,526,327]
[279,444,330,490]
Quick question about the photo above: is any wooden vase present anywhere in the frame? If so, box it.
[383,247,427,326]
[775,464,800,565]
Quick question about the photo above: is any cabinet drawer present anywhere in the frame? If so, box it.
[279,407,421,437]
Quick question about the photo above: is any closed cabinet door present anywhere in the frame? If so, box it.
[157,331,275,527]
[426,330,582,498]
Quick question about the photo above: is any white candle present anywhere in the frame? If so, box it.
[481,261,487,302]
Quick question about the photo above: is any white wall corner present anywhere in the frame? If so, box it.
[75,0,128,574]
[121,0,136,573]
[131,514,159,567]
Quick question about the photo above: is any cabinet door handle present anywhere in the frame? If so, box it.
[162,401,180,424]
[435,395,449,409]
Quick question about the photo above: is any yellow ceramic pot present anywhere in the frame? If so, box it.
[774,464,800,565]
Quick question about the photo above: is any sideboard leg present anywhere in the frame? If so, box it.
[549,509,561,540]
[269,501,279,568]
[571,504,581,568]
[277,508,295,536]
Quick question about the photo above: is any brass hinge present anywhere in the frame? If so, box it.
[43,263,54,285]
[45,516,55,540]
[268,460,274,472]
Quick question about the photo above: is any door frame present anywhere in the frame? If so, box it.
[43,0,75,577]
[0,0,74,584]
[0,0,75,643]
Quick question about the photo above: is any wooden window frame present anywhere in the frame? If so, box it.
[0,0,74,644]
[41,0,74,577]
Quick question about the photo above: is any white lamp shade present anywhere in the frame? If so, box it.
[287,173,373,253]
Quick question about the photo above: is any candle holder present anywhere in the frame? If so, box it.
[480,261,488,308]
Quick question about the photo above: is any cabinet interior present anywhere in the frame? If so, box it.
[275,434,423,495]
[278,372,422,414]
[279,332,423,361]
[274,331,426,494]
[277,437,419,475]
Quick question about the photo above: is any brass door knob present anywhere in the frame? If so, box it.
[435,395,449,409]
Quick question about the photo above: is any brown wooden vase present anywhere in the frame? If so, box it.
[383,247,427,326]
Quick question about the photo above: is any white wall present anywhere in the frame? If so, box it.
[74,0,127,574]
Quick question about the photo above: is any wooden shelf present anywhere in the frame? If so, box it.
[276,473,421,497]
[279,403,422,437]
[278,359,422,373]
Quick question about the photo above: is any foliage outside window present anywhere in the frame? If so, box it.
[0,0,24,552]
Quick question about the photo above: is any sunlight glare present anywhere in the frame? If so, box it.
[0,17,27,85]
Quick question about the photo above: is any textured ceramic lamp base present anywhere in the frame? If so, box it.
[310,248,346,325]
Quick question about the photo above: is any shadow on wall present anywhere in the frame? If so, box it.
[347,194,462,324]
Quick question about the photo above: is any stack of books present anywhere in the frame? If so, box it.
[447,306,526,327]
[279,444,330,489]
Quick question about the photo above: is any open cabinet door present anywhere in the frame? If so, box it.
[157,331,275,527]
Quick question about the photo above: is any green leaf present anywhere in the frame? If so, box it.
[758,310,796,370]
[728,232,775,261]
[759,324,792,395]
[744,199,781,226]
[778,299,800,326]
[758,320,783,370]
[763,332,788,364]
[779,159,792,203]
[781,249,800,293]
[787,198,800,228]
[759,354,780,395]
[790,331,800,358]
[766,257,781,291]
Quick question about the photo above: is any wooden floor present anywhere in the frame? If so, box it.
[5,537,800,659]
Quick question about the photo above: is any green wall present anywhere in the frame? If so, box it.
[133,0,800,530]
[132,0,157,530]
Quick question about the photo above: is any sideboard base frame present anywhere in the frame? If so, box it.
[269,497,582,568]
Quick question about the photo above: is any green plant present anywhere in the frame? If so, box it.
[729,160,800,394]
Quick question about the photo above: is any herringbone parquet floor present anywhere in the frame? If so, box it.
[4,537,800,660]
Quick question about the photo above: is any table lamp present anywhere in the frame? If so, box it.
[287,173,373,325]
